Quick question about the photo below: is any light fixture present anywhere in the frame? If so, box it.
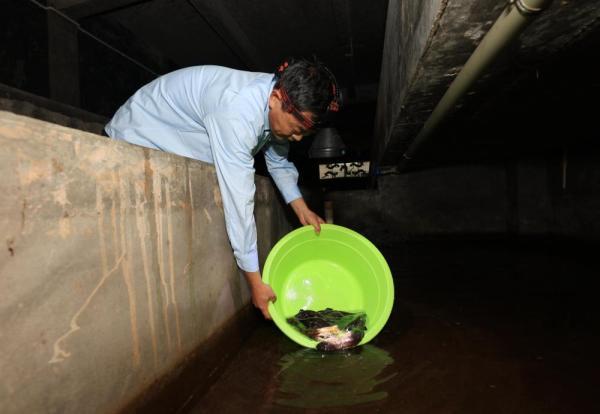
[308,127,347,159]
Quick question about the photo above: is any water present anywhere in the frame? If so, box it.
[274,345,395,408]
[184,238,600,413]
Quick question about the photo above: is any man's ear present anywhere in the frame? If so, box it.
[269,89,282,109]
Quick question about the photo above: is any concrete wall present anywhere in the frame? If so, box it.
[328,158,600,245]
[0,111,291,414]
[329,164,506,244]
[374,0,444,161]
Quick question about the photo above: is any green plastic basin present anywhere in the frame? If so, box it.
[263,224,394,349]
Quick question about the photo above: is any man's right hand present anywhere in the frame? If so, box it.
[243,271,277,319]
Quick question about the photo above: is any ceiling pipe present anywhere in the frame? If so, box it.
[399,0,553,170]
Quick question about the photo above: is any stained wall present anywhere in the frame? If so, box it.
[0,110,291,414]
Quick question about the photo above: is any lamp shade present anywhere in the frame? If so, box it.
[308,127,347,159]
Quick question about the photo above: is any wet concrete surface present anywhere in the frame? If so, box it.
[181,239,600,413]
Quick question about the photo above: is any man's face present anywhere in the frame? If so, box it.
[268,89,315,142]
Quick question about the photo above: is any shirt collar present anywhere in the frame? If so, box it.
[263,76,276,133]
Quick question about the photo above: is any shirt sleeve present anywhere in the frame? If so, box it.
[204,113,259,273]
[263,140,302,203]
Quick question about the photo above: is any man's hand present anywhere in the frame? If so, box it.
[290,197,325,233]
[244,271,276,319]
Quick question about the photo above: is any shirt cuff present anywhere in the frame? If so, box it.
[280,185,302,204]
[237,249,260,273]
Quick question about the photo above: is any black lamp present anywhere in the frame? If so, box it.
[308,127,347,159]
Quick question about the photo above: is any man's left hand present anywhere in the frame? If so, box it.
[290,197,325,233]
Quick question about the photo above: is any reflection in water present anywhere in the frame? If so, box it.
[274,345,396,408]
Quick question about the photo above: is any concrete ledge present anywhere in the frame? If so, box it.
[0,82,107,134]
[0,111,290,413]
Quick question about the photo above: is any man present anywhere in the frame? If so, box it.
[105,58,340,319]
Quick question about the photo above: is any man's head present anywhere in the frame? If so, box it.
[268,58,339,142]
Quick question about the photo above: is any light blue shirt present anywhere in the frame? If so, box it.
[105,66,302,272]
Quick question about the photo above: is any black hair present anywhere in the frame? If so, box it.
[274,58,340,127]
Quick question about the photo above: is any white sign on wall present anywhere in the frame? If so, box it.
[319,161,370,179]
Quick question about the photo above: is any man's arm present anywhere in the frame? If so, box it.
[205,114,277,318]
[290,197,325,233]
[263,141,325,232]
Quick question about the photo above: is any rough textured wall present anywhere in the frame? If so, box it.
[373,0,444,162]
[329,164,507,244]
[0,111,290,414]
[329,158,600,245]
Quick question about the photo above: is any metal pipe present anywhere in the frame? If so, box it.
[400,0,553,166]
